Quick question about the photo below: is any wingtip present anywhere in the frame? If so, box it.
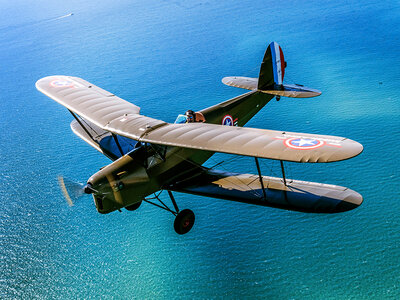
[35,75,70,90]
[335,189,363,212]
[221,76,231,85]
[350,139,364,159]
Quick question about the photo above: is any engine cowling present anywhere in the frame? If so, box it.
[87,147,155,214]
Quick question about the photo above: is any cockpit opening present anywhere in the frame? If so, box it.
[174,110,206,124]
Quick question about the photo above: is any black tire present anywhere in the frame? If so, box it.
[125,201,142,211]
[174,209,195,235]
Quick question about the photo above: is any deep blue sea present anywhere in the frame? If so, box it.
[1,0,399,298]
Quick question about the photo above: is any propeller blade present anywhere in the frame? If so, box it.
[57,176,86,206]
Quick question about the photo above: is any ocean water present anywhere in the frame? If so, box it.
[0,0,399,298]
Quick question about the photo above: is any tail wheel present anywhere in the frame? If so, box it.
[174,209,195,235]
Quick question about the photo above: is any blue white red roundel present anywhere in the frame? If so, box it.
[50,79,73,88]
[285,138,324,150]
[222,115,234,126]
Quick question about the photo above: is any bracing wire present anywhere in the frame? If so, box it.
[170,150,263,198]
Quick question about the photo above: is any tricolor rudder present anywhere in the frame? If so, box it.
[258,41,286,90]
[270,42,285,85]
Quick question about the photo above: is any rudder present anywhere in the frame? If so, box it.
[258,42,286,90]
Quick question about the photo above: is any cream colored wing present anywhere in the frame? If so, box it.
[139,123,363,163]
[36,76,165,139]
[37,76,362,163]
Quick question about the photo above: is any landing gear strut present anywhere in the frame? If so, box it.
[143,190,195,234]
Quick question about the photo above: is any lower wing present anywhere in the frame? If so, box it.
[169,169,363,213]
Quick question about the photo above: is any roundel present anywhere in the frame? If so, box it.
[285,138,324,150]
[50,79,74,88]
[222,115,234,126]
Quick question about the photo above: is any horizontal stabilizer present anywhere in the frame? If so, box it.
[260,83,321,98]
[222,76,258,90]
[222,76,321,98]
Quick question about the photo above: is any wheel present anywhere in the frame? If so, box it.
[174,209,195,235]
[125,201,142,211]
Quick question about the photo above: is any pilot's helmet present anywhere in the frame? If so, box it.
[185,110,194,116]
[185,110,195,122]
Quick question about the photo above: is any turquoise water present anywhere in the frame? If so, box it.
[1,0,399,298]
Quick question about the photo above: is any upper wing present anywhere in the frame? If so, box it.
[36,76,166,139]
[138,123,362,163]
[37,76,362,163]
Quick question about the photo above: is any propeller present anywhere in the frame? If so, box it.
[57,176,95,206]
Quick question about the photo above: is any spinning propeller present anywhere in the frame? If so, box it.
[57,176,96,206]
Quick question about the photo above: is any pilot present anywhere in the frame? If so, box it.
[185,110,195,123]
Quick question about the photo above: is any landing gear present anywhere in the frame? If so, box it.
[143,190,195,234]
[174,209,195,235]
[125,201,142,211]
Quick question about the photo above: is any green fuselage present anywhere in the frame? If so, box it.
[89,91,274,213]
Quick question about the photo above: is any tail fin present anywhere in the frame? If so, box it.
[258,41,286,89]
[222,42,321,98]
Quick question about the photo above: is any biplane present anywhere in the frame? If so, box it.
[36,42,363,234]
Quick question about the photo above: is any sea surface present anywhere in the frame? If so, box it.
[1,0,399,298]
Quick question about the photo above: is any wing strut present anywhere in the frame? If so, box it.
[280,161,287,186]
[254,158,267,200]
[68,110,94,140]
[111,133,124,156]
[253,159,288,201]
[280,160,289,202]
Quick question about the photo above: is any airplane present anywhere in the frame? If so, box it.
[36,42,363,235]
